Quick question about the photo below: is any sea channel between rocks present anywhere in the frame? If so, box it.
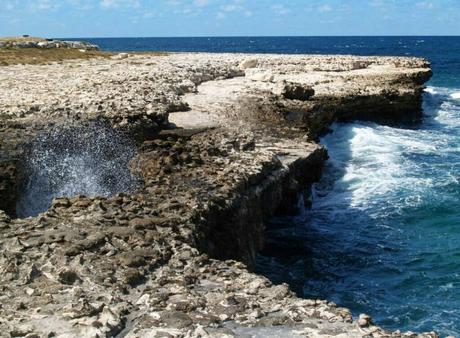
[0,52,438,337]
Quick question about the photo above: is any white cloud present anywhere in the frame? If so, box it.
[338,3,351,12]
[143,10,156,18]
[4,1,16,10]
[100,0,139,9]
[28,0,60,11]
[66,0,94,10]
[217,1,251,18]
[318,4,332,13]
[370,0,384,7]
[194,0,209,7]
[416,1,434,9]
[37,0,54,10]
[222,4,238,12]
[100,0,117,8]
[271,4,290,15]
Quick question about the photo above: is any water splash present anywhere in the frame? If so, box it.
[16,122,140,218]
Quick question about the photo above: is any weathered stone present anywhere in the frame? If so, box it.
[57,269,80,285]
[275,80,315,101]
[358,313,372,327]
[159,311,193,329]
[246,69,275,82]
[239,58,258,69]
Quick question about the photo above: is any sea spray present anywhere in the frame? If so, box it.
[16,122,140,218]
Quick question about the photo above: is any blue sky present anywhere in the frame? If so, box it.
[1,0,460,37]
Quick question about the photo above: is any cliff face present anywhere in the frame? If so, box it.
[0,53,435,337]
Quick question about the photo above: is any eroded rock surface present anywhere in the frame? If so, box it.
[0,53,434,337]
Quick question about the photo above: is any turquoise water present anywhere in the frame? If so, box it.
[71,36,460,336]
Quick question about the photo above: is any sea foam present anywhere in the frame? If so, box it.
[15,122,140,218]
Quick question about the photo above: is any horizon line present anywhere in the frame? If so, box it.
[53,34,460,39]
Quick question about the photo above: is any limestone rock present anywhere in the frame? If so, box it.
[357,313,372,327]
[275,80,315,101]
[246,69,275,82]
[239,58,258,69]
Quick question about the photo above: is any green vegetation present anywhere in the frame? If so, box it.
[0,36,47,43]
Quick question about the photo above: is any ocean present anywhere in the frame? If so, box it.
[73,36,460,336]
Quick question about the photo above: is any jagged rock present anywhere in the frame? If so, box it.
[275,80,315,100]
[57,269,80,285]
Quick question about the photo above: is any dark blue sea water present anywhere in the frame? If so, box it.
[71,37,460,336]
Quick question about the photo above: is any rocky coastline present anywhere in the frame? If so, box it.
[0,38,99,51]
[0,52,435,337]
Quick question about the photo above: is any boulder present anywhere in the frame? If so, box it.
[357,313,372,327]
[239,58,258,69]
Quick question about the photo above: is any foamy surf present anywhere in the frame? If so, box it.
[15,123,140,218]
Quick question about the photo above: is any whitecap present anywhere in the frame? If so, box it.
[440,283,454,291]
[424,87,438,95]
[451,92,460,99]
[317,120,454,213]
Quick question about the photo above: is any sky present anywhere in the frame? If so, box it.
[1,0,460,38]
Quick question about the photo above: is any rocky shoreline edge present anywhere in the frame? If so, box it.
[0,52,437,337]
[0,37,99,51]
